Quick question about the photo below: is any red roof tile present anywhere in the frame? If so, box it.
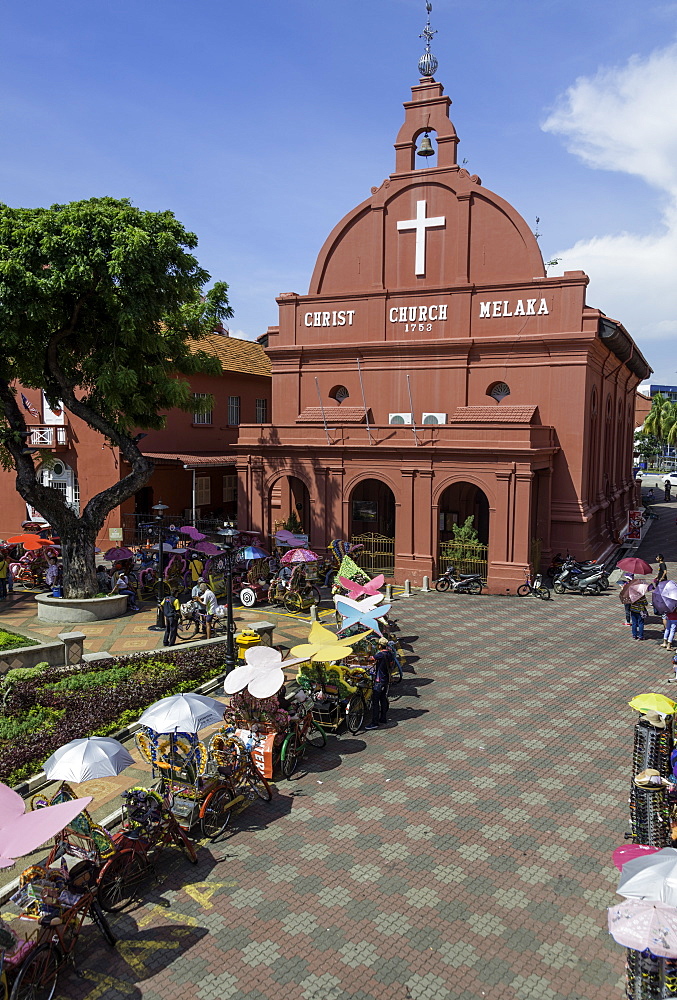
[296,407,367,423]
[449,405,538,423]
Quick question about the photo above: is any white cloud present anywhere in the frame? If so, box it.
[542,43,677,376]
[228,328,258,341]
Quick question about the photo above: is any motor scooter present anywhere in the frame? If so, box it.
[553,557,607,595]
[434,566,484,594]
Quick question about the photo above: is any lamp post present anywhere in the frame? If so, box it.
[217,524,240,674]
[148,501,169,632]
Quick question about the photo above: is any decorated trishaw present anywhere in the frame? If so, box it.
[0,782,117,1000]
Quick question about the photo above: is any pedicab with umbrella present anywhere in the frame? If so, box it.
[0,782,118,999]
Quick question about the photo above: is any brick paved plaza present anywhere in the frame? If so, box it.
[8,577,675,1000]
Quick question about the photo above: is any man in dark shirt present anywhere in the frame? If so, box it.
[366,644,392,729]
[656,553,669,585]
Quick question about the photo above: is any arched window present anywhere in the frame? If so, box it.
[329,385,350,404]
[487,381,510,403]
[39,460,80,515]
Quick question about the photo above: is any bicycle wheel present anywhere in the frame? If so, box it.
[536,587,551,601]
[465,579,482,594]
[284,592,301,614]
[434,578,450,592]
[98,850,146,912]
[90,899,118,947]
[553,581,566,595]
[200,787,235,839]
[346,693,365,733]
[10,943,59,1000]
[516,583,531,597]
[310,585,321,604]
[177,615,199,640]
[154,580,171,599]
[306,720,327,749]
[244,760,273,800]
[281,733,299,778]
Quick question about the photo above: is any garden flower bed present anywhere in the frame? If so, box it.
[0,645,229,787]
[0,629,39,651]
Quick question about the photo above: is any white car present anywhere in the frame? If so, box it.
[664,473,677,486]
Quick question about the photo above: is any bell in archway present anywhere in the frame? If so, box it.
[417,133,435,157]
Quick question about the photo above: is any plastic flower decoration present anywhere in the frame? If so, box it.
[338,573,385,599]
[224,645,305,701]
[290,621,371,662]
[334,594,392,636]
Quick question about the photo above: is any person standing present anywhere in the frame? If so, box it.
[0,552,8,600]
[662,609,677,651]
[162,594,180,646]
[188,553,204,584]
[656,554,669,586]
[366,644,393,729]
[666,481,673,502]
[197,581,218,639]
[629,593,649,641]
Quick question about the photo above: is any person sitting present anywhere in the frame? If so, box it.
[110,570,139,611]
[96,565,111,592]
[278,564,293,588]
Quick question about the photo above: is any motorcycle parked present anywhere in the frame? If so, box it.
[553,557,608,595]
[435,566,484,594]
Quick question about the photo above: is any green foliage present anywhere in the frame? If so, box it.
[283,511,303,533]
[0,705,63,741]
[0,197,233,433]
[451,516,480,542]
[634,432,662,460]
[45,665,134,693]
[0,629,39,651]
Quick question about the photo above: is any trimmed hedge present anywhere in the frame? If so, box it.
[0,645,228,786]
[0,629,39,651]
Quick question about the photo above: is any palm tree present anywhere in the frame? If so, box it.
[642,394,675,441]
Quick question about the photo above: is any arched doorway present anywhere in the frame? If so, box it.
[268,475,311,538]
[437,482,489,578]
[349,478,396,577]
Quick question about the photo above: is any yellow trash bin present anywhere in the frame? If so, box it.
[235,629,261,661]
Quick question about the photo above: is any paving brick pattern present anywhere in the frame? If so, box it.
[11,579,675,1000]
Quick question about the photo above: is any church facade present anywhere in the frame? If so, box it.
[236,75,650,592]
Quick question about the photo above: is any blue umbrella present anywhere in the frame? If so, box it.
[239,545,269,560]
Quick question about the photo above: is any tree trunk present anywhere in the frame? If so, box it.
[60,520,99,599]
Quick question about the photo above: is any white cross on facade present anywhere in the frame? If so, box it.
[396,199,446,277]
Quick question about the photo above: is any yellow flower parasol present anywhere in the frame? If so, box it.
[291,621,371,662]
[628,693,677,715]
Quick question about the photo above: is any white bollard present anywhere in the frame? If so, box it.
[403,579,412,597]
[385,584,393,601]
[309,604,318,622]
[421,575,430,592]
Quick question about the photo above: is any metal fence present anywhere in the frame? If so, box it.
[350,533,395,577]
[438,541,488,580]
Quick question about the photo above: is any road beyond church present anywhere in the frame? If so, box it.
[20,587,661,1000]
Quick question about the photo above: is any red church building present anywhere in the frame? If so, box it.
[236,66,650,591]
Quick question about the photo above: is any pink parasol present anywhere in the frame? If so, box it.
[0,782,92,868]
[280,548,320,565]
[612,844,661,871]
[104,546,134,562]
[194,541,222,555]
[620,581,651,604]
[179,526,206,541]
[617,557,653,576]
[608,899,677,957]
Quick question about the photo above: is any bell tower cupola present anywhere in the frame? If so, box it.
[394,2,459,174]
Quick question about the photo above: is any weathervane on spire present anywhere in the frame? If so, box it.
[418,1,439,78]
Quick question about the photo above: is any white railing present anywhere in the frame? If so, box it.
[29,426,68,447]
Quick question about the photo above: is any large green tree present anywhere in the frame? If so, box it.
[0,197,232,598]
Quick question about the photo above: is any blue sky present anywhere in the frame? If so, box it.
[1,0,676,383]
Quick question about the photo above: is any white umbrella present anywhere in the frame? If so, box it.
[43,737,134,782]
[608,899,677,957]
[617,847,677,906]
[137,693,225,734]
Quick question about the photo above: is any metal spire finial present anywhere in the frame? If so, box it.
[418,1,438,78]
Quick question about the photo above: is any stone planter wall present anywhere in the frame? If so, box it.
[35,593,128,623]
[0,631,86,675]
